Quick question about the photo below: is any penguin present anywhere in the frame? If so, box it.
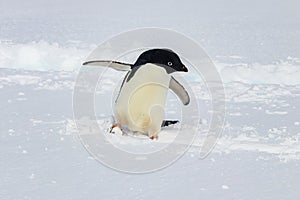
[83,49,190,139]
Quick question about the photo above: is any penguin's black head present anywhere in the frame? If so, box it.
[133,49,188,73]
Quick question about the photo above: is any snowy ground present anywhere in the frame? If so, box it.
[1,0,300,199]
[0,68,299,199]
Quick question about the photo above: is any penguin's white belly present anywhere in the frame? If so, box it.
[115,64,171,135]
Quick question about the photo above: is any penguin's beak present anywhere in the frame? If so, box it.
[181,65,188,72]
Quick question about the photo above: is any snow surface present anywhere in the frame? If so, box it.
[0,68,299,199]
[1,0,300,199]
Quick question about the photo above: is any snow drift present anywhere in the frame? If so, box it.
[1,40,300,85]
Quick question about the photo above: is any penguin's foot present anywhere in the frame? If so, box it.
[149,135,158,140]
[110,123,122,134]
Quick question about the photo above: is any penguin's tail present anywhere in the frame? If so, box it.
[161,120,179,127]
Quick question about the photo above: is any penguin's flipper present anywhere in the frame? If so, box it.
[169,76,190,105]
[83,60,132,71]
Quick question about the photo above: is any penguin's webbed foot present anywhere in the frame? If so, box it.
[109,123,122,134]
[149,135,158,140]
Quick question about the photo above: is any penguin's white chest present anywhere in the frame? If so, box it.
[115,63,171,134]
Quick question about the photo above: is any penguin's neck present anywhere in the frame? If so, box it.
[129,63,171,85]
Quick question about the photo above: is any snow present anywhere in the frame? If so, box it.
[1,0,300,198]
[1,41,300,85]
[0,40,95,71]
[0,68,299,199]
[217,61,300,85]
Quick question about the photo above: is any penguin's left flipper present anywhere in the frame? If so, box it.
[83,60,132,71]
[169,76,190,105]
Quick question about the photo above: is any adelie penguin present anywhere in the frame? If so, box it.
[83,49,190,139]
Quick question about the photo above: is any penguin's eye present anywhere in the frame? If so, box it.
[167,62,173,66]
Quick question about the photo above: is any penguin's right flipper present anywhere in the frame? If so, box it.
[83,60,132,71]
[169,76,190,105]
